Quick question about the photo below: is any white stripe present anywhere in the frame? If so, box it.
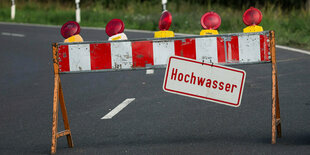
[195,37,218,63]
[1,32,11,36]
[11,33,25,37]
[146,69,154,74]
[238,35,261,62]
[111,42,133,69]
[69,44,91,71]
[276,45,310,55]
[153,40,175,65]
[1,32,25,37]
[101,98,135,119]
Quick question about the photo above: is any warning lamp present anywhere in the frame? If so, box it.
[105,19,128,41]
[243,7,264,33]
[200,12,221,35]
[159,10,172,30]
[154,11,175,38]
[61,21,83,43]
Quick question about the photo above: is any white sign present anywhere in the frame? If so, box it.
[163,56,246,107]
[162,0,167,4]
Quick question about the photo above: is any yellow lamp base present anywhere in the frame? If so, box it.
[200,29,219,35]
[64,34,84,43]
[243,25,264,33]
[154,31,175,38]
[108,33,128,41]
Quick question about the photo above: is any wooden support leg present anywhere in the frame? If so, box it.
[59,80,74,148]
[51,74,74,154]
[271,62,277,144]
[51,74,60,154]
[270,30,281,144]
[51,43,74,153]
[275,73,282,138]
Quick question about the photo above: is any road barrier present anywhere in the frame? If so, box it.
[51,30,281,154]
[57,32,269,73]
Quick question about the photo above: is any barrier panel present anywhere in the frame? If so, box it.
[51,30,281,154]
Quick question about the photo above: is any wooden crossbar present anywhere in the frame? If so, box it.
[56,130,72,138]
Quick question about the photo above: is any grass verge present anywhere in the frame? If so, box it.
[0,1,309,50]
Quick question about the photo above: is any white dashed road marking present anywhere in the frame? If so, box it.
[1,32,25,37]
[101,98,135,119]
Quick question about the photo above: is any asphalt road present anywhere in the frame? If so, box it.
[0,22,310,155]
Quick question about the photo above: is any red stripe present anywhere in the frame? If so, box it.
[260,35,270,61]
[174,38,196,59]
[217,37,226,63]
[90,43,112,70]
[58,45,70,72]
[226,36,239,62]
[132,41,154,67]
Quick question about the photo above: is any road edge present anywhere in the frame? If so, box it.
[1,21,309,55]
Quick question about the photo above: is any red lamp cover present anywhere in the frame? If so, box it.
[201,12,221,30]
[105,19,125,37]
[159,11,172,31]
[61,21,80,39]
[243,7,262,26]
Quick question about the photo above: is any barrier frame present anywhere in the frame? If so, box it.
[51,44,74,154]
[50,30,281,154]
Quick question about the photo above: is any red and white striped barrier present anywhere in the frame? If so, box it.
[56,31,270,73]
[51,31,281,154]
